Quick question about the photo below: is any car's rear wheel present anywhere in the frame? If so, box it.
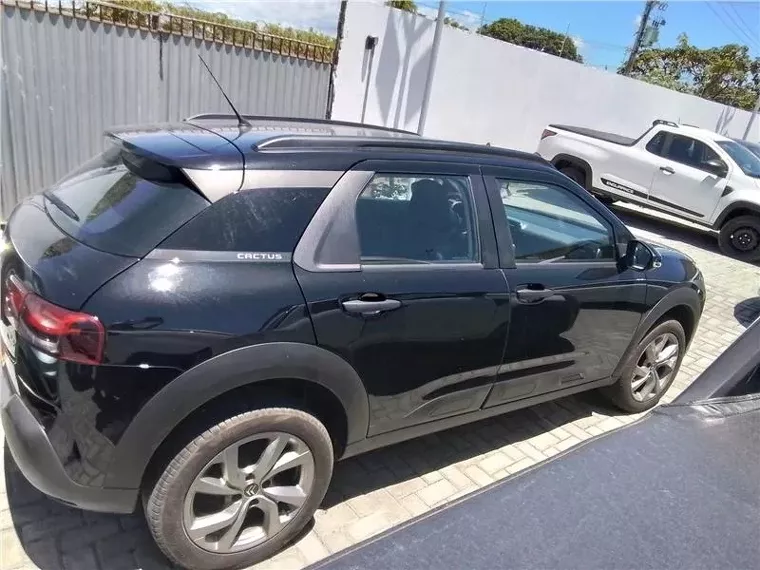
[145,407,333,570]
[558,166,614,205]
[604,320,686,413]
[718,215,760,262]
[559,166,586,187]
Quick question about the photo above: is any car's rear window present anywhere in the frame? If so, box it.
[44,147,209,257]
[160,187,330,252]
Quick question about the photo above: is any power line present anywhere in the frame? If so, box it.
[725,2,760,48]
[706,2,760,49]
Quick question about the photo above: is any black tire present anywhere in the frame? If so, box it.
[718,215,760,262]
[603,320,686,413]
[145,407,333,570]
[559,166,586,187]
[559,166,614,204]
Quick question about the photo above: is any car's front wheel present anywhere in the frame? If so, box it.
[604,320,686,413]
[718,215,760,262]
[145,407,333,570]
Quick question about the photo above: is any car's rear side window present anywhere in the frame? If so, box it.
[160,187,330,252]
[45,147,209,257]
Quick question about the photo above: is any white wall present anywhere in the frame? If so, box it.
[333,2,759,151]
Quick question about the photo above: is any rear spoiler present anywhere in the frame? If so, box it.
[105,133,242,202]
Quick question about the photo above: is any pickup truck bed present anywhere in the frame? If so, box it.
[549,124,638,146]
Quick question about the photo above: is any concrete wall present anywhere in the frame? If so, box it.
[333,2,759,150]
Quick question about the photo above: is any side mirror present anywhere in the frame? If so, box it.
[625,240,659,271]
[704,158,728,178]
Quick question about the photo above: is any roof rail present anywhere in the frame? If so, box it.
[184,114,419,136]
[255,135,548,164]
[652,119,679,128]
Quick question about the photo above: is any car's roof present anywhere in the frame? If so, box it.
[106,115,551,174]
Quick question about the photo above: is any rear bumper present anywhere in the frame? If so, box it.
[1,360,137,514]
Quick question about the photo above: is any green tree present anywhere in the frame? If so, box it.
[627,33,760,110]
[479,18,582,63]
[385,1,418,13]
[444,16,468,31]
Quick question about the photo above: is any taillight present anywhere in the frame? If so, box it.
[3,274,104,364]
[541,129,557,140]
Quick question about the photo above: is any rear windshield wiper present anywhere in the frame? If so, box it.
[43,190,80,222]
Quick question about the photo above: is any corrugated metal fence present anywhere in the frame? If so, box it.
[0,0,333,217]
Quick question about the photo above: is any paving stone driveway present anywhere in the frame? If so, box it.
[2,205,760,570]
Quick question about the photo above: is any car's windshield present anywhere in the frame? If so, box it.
[717,141,760,178]
[736,140,760,160]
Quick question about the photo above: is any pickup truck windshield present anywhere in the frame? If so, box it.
[717,141,760,179]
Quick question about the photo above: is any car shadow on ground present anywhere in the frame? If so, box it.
[321,390,625,509]
[734,298,760,327]
[3,392,628,570]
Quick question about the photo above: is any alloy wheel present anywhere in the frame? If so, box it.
[631,333,679,402]
[182,432,315,553]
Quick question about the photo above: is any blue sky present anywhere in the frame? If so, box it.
[189,1,759,70]
[427,1,760,69]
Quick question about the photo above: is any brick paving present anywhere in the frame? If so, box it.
[2,205,760,570]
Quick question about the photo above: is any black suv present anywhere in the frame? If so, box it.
[1,116,704,569]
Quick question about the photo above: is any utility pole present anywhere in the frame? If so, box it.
[623,0,656,75]
[418,1,446,135]
[558,23,571,58]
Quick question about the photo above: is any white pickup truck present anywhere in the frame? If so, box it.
[537,120,760,261]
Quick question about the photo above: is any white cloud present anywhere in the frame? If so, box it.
[186,1,342,35]
[571,35,584,50]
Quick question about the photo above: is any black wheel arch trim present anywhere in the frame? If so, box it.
[713,201,760,230]
[104,342,370,489]
[611,286,702,381]
[551,154,593,190]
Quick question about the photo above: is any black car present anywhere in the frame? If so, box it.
[311,315,760,570]
[0,115,705,570]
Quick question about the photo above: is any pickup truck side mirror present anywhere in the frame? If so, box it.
[704,158,728,178]
[625,240,660,271]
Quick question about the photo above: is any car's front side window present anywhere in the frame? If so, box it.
[356,174,479,264]
[499,179,615,263]
[663,134,722,172]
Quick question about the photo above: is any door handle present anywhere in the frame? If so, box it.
[342,298,401,315]
[659,166,675,175]
[515,287,555,303]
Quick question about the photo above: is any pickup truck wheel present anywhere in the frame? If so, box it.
[145,407,333,570]
[559,166,614,204]
[719,216,760,262]
[558,166,586,187]
[603,320,685,413]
